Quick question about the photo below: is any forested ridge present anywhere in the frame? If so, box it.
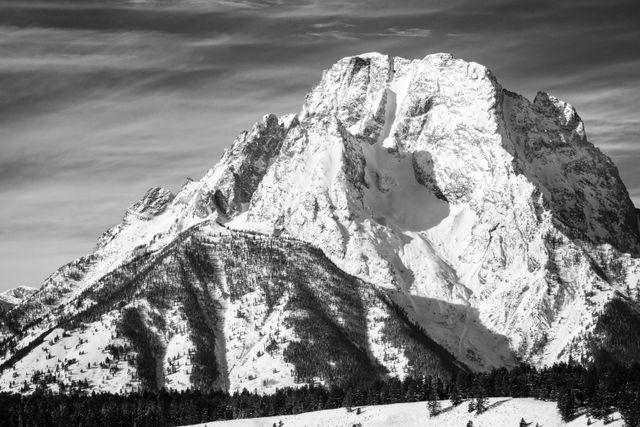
[0,227,470,394]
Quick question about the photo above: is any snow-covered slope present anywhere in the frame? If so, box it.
[0,222,473,394]
[182,398,623,427]
[0,286,37,313]
[1,52,640,393]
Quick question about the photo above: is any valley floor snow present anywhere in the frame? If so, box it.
[182,398,623,427]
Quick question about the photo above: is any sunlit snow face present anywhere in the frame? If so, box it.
[1,0,639,290]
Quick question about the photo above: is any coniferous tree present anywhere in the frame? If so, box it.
[342,389,354,408]
[589,383,606,417]
[557,387,575,421]
[455,370,471,398]
[620,393,640,427]
[450,384,463,406]
[475,395,488,414]
[467,399,476,413]
[427,383,441,416]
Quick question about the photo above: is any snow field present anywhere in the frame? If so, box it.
[183,398,624,427]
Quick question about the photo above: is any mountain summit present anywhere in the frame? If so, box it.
[2,53,639,394]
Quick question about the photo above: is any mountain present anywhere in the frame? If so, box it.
[1,52,639,394]
[0,287,37,314]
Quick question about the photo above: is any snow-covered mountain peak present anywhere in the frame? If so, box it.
[127,187,175,221]
[533,91,583,130]
[280,51,637,249]
[0,286,37,316]
[238,52,640,363]
[2,52,640,395]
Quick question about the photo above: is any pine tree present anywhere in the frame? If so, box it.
[519,417,527,427]
[427,388,441,416]
[557,387,575,422]
[467,399,476,413]
[589,383,606,418]
[466,421,474,427]
[450,385,463,406]
[342,389,354,408]
[475,395,488,414]
[620,393,640,427]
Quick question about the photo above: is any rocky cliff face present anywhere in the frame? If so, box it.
[234,52,640,364]
[1,52,639,394]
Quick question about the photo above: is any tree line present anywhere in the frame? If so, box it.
[0,354,639,426]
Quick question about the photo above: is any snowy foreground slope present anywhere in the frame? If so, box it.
[183,398,623,427]
[2,52,640,393]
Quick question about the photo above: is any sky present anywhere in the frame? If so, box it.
[0,0,639,291]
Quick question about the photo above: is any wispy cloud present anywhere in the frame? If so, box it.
[211,0,287,8]
[381,27,432,37]
[305,25,431,40]
[305,30,359,40]
[310,21,355,30]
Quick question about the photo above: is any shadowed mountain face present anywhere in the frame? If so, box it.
[1,52,640,394]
